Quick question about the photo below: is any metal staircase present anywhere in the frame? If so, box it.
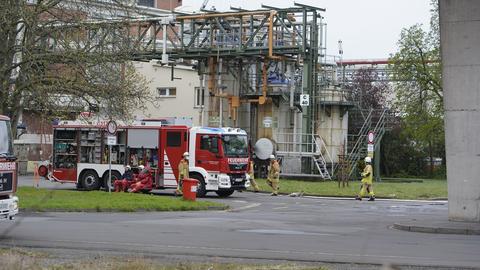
[345,108,392,179]
[313,135,333,180]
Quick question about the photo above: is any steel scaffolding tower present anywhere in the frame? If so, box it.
[38,3,352,177]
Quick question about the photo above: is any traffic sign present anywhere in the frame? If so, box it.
[367,144,374,152]
[106,120,117,135]
[107,136,117,145]
[368,131,375,144]
[263,117,272,128]
[300,94,310,107]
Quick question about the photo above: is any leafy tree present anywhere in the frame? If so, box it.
[381,123,425,177]
[0,0,151,135]
[389,0,444,177]
[349,67,390,112]
[346,67,392,179]
[347,67,391,140]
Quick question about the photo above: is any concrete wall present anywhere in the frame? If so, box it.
[317,106,348,163]
[133,62,202,125]
[440,0,480,222]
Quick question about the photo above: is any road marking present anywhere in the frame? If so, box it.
[237,229,334,236]
[227,203,261,212]
[302,195,448,203]
[3,238,442,263]
[272,206,288,210]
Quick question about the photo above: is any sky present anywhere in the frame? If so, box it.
[180,0,432,60]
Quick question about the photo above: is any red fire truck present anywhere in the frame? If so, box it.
[0,115,19,220]
[45,119,250,197]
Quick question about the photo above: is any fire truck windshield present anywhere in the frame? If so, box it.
[0,120,14,157]
[221,135,248,157]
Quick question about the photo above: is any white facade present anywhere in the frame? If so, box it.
[133,61,203,125]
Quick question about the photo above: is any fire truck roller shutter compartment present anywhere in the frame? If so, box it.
[127,129,159,149]
[127,129,160,178]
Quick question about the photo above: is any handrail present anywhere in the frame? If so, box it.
[276,132,317,153]
[345,109,372,163]
[372,109,387,135]
[315,136,333,165]
[345,108,390,178]
[275,132,333,179]
[313,135,334,178]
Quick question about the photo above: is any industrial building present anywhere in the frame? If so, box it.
[15,0,391,179]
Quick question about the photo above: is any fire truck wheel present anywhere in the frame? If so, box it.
[215,190,234,198]
[191,174,206,198]
[81,170,100,191]
[103,171,121,192]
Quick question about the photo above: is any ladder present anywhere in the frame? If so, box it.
[313,135,333,180]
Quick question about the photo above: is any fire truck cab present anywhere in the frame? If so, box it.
[47,120,250,197]
[188,127,251,197]
[0,115,19,221]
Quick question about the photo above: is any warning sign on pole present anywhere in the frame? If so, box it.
[367,131,375,158]
[107,136,117,145]
[368,131,375,144]
[367,143,374,158]
[367,144,374,152]
[300,94,310,107]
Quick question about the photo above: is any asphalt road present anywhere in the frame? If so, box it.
[1,177,479,269]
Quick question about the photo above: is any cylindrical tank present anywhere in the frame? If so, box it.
[253,138,275,178]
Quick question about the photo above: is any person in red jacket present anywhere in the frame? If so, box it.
[114,165,134,192]
[129,165,153,193]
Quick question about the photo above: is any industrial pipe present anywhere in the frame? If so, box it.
[218,59,223,127]
[177,10,273,20]
[260,60,268,105]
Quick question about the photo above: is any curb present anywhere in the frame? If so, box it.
[393,223,480,235]
[19,205,229,213]
[245,190,447,202]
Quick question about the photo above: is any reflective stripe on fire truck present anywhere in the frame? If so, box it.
[163,150,177,186]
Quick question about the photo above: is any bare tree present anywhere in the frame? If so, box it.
[0,0,152,134]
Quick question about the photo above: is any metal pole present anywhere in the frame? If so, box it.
[108,145,112,193]
[375,142,381,182]
[201,74,206,126]
[162,24,168,64]
[218,59,223,127]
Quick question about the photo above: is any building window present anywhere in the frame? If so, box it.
[157,87,176,98]
[137,0,155,7]
[194,87,205,108]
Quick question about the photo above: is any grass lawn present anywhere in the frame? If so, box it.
[1,248,327,270]
[17,187,227,212]
[253,178,447,200]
